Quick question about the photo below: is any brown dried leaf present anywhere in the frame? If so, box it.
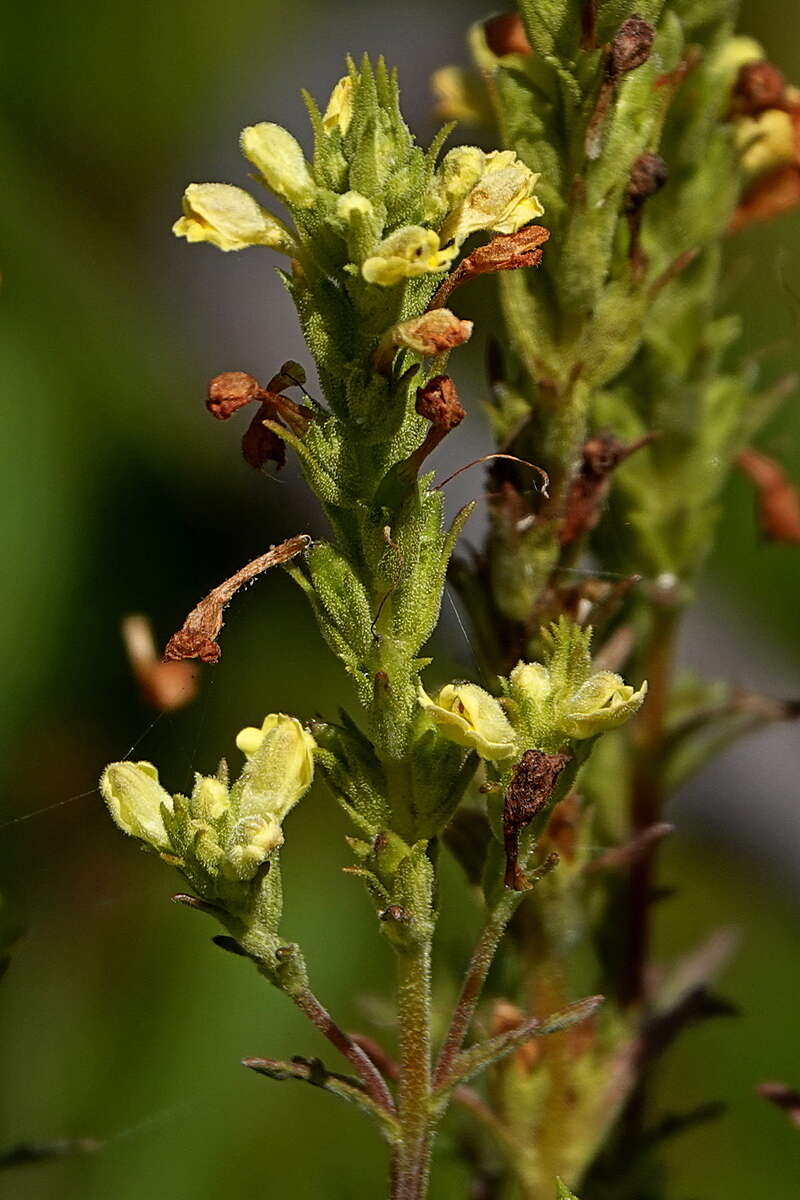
[164,535,311,663]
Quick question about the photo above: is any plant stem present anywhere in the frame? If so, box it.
[293,987,395,1112]
[391,939,433,1199]
[434,894,517,1088]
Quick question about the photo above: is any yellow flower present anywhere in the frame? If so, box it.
[240,122,317,208]
[236,713,316,823]
[560,673,648,739]
[736,109,796,177]
[440,151,544,248]
[323,76,354,136]
[172,183,295,253]
[100,761,172,850]
[362,226,457,286]
[418,681,516,761]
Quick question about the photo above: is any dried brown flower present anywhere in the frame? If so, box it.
[732,61,787,117]
[164,535,311,663]
[503,749,571,890]
[484,13,532,58]
[429,226,550,310]
[207,371,261,420]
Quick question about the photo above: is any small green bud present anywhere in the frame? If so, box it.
[100,762,172,850]
[418,681,516,761]
[560,672,648,739]
[240,123,317,208]
[172,183,295,253]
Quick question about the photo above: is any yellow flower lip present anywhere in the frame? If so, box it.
[362,226,458,287]
[438,150,544,249]
[418,681,516,761]
[560,674,648,739]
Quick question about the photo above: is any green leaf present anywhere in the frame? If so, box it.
[555,1179,581,1199]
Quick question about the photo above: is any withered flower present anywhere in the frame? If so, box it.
[429,225,550,309]
[206,366,314,470]
[483,13,532,59]
[503,749,570,890]
[560,431,656,546]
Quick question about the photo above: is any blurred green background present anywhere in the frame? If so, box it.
[1,2,798,1196]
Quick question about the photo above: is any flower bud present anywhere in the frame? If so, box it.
[435,147,487,210]
[172,184,295,252]
[101,762,173,850]
[440,152,544,248]
[221,815,283,880]
[560,672,647,739]
[418,682,516,761]
[240,123,317,208]
[336,191,374,221]
[509,661,552,708]
[322,76,354,136]
[190,775,229,821]
[362,226,457,286]
[235,714,316,824]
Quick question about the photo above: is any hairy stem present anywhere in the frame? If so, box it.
[391,939,433,1199]
[293,987,395,1113]
[434,893,518,1088]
